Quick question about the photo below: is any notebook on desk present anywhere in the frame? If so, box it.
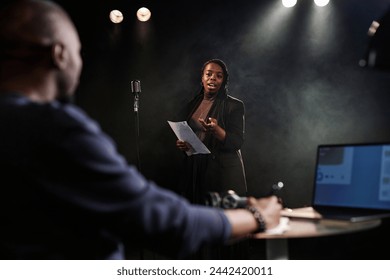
[282,142,390,222]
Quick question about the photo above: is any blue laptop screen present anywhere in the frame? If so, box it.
[313,144,390,210]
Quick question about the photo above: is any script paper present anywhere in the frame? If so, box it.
[168,121,211,156]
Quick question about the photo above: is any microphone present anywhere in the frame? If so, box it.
[131,80,141,113]
[204,190,247,209]
[131,80,141,95]
[204,182,285,209]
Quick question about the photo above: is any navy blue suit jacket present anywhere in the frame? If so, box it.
[0,93,230,259]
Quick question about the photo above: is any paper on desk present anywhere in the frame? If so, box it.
[168,121,211,156]
[265,217,290,235]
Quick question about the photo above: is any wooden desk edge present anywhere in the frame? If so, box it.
[254,218,382,239]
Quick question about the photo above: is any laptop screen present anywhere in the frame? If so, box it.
[313,143,390,210]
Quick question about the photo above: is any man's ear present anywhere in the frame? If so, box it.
[51,43,67,69]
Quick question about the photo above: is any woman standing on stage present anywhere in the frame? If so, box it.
[175,58,247,205]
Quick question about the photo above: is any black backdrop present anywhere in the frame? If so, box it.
[54,0,390,258]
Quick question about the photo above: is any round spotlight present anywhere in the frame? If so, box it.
[314,0,330,7]
[109,9,124,24]
[282,0,297,8]
[137,7,151,22]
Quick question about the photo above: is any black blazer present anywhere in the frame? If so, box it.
[177,90,247,203]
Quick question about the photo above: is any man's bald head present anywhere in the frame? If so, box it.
[0,0,74,56]
[0,0,83,102]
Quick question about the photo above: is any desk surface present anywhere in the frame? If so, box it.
[254,217,381,239]
[252,208,382,259]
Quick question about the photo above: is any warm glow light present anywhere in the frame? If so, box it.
[368,20,380,36]
[109,9,124,24]
[314,0,330,7]
[136,7,151,22]
[282,0,297,8]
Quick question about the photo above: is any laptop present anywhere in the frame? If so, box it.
[282,142,390,222]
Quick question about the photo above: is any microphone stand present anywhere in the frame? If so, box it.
[131,82,148,260]
[131,80,158,260]
[131,80,141,171]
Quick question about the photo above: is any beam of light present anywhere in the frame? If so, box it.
[305,0,334,56]
[282,0,297,8]
[109,9,124,24]
[136,7,151,22]
[240,1,296,54]
[314,0,330,7]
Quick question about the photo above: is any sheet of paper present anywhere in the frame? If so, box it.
[168,121,211,156]
[265,217,290,235]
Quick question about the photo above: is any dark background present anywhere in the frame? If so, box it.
[54,0,390,259]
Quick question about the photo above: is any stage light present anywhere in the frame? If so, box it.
[360,8,390,70]
[109,9,124,24]
[314,0,330,7]
[136,7,151,22]
[368,21,380,36]
[282,0,297,8]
